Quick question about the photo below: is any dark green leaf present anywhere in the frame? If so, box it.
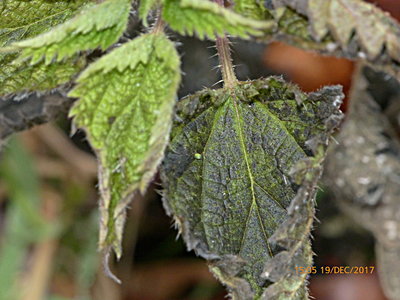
[161,78,343,298]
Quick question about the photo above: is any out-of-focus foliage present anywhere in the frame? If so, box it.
[0,135,100,300]
[0,137,50,299]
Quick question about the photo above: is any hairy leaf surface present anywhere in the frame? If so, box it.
[0,0,89,96]
[161,78,343,298]
[261,147,326,299]
[69,33,181,258]
[162,0,274,39]
[9,0,131,64]
[270,0,400,80]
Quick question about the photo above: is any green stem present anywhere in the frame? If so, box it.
[214,0,237,88]
[216,36,237,88]
[152,9,165,34]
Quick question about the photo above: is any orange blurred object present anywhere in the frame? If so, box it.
[264,41,354,111]
[263,41,354,98]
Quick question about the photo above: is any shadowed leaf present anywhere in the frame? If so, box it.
[161,77,343,298]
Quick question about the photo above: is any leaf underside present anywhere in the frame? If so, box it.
[161,78,343,298]
[162,0,274,40]
[269,0,400,80]
[0,0,90,96]
[69,33,181,258]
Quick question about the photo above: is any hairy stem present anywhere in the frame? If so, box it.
[152,9,165,34]
[214,0,237,88]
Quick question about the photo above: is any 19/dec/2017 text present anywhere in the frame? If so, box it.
[295,266,375,275]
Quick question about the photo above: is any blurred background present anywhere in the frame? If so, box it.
[1,0,399,299]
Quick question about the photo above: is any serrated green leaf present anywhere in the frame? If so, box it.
[162,0,274,39]
[69,33,181,257]
[0,0,90,97]
[161,78,342,298]
[10,0,131,65]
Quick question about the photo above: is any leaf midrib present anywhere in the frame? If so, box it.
[230,96,273,257]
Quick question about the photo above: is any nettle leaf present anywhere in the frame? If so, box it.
[9,0,131,65]
[161,78,343,298]
[69,33,181,258]
[0,0,89,96]
[270,0,400,79]
[261,147,325,300]
[162,0,274,39]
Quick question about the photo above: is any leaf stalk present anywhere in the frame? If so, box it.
[213,0,237,88]
[152,9,166,34]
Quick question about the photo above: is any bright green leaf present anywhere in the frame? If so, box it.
[162,0,274,39]
[69,32,181,258]
[161,78,343,297]
[9,0,131,65]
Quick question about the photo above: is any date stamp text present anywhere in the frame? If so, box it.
[295,266,375,275]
